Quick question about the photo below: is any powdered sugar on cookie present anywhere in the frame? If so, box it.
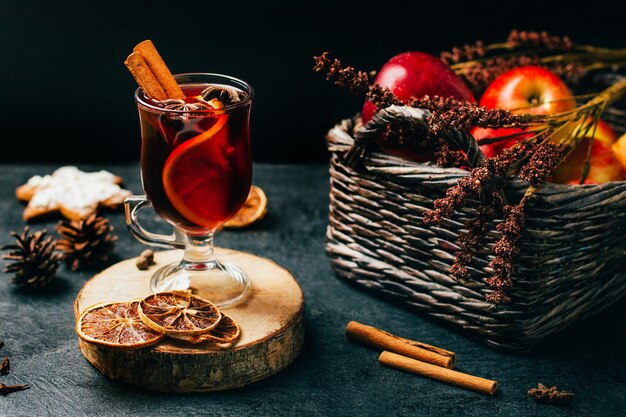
[27,167,129,210]
[16,166,133,221]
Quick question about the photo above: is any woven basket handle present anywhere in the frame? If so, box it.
[347,105,484,168]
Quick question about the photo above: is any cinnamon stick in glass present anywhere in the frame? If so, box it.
[346,321,455,369]
[133,40,185,99]
[379,351,497,395]
[124,52,168,100]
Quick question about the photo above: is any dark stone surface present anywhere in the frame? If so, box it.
[1,163,624,417]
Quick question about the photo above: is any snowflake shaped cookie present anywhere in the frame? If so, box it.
[16,166,132,221]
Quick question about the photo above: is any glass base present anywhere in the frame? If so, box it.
[150,259,250,307]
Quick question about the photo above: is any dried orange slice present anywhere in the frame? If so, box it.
[169,314,241,345]
[138,291,221,336]
[224,185,267,228]
[76,301,164,349]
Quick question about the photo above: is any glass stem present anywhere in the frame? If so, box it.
[182,232,216,265]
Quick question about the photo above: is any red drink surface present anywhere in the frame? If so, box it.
[138,84,252,234]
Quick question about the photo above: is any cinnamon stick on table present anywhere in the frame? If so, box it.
[379,351,497,395]
[346,321,455,369]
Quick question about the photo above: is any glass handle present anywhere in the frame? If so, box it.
[124,195,186,249]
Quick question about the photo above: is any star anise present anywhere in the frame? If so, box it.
[160,99,211,111]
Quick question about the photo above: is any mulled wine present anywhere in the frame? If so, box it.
[137,80,252,235]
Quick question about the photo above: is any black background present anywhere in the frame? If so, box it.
[2,0,626,164]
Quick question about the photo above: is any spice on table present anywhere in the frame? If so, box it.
[528,383,574,405]
[346,321,455,368]
[379,351,497,395]
[136,249,155,270]
[0,357,9,375]
[0,341,29,395]
[0,383,29,396]
[136,257,149,270]
[141,249,155,265]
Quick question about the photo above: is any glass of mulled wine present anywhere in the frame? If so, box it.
[125,73,253,307]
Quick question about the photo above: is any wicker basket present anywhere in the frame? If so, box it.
[325,94,626,351]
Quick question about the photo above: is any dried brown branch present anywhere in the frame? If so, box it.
[507,30,573,51]
[528,383,574,405]
[0,383,29,396]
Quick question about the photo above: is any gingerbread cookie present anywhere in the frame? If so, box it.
[16,166,132,222]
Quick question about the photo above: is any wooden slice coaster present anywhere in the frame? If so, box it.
[74,248,305,393]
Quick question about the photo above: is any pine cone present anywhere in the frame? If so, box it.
[56,213,118,271]
[2,227,62,289]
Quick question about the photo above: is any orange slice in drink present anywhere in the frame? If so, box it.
[76,301,165,349]
[224,185,268,228]
[162,100,233,228]
[138,291,221,337]
[168,314,241,345]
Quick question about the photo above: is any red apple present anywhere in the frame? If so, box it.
[553,120,626,184]
[362,51,475,162]
[471,66,577,158]
[362,51,475,124]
